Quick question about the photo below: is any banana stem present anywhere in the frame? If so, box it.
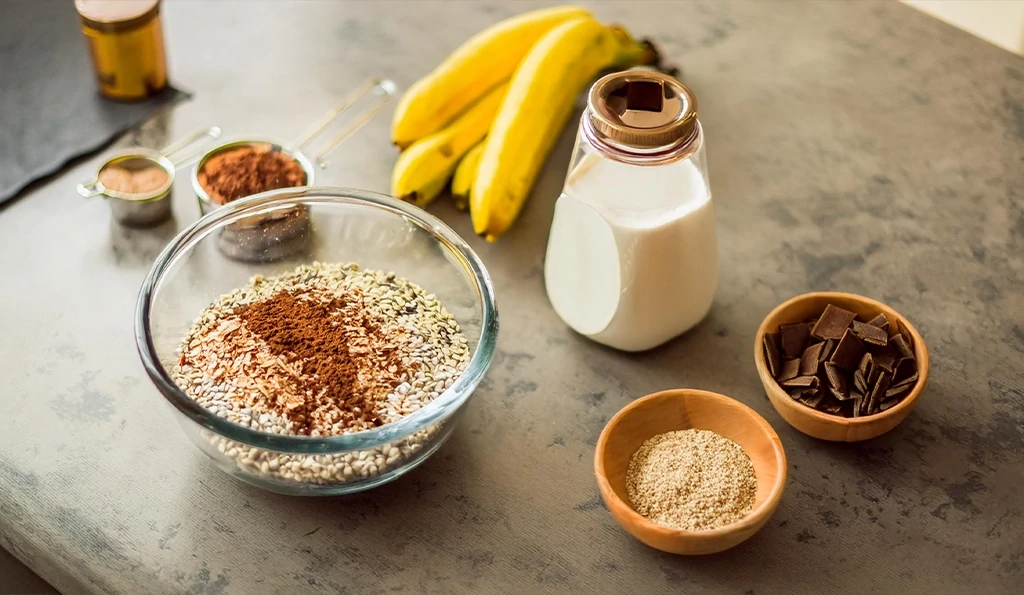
[608,26,662,70]
[638,39,662,69]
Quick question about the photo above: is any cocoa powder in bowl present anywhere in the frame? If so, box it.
[198,143,307,205]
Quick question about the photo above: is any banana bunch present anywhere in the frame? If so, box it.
[451,141,484,211]
[391,6,658,240]
[392,84,506,207]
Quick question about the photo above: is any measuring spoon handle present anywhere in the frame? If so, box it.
[295,78,398,170]
[161,126,223,169]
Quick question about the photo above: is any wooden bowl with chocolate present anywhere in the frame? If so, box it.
[754,292,929,442]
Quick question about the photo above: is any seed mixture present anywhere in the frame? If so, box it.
[170,262,470,484]
[626,429,757,531]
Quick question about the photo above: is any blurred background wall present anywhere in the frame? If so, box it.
[904,0,1024,55]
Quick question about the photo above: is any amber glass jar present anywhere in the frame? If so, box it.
[75,0,168,100]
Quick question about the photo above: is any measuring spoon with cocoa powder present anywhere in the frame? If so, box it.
[189,78,396,263]
[192,78,397,214]
[78,126,222,227]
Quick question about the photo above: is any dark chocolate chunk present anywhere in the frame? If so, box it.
[852,395,863,418]
[818,338,837,364]
[811,304,858,340]
[853,368,868,394]
[892,357,917,385]
[879,398,900,412]
[897,318,914,350]
[823,362,843,388]
[787,388,808,401]
[780,322,812,359]
[885,381,913,399]
[887,373,918,395]
[823,364,851,400]
[811,393,830,410]
[763,333,782,378]
[799,387,825,409]
[867,362,881,386]
[819,360,843,387]
[782,375,819,389]
[857,352,873,376]
[890,334,914,361]
[821,397,845,415]
[800,342,824,376]
[867,313,889,331]
[898,372,918,387]
[829,386,852,401]
[777,358,801,382]
[866,371,891,415]
[829,329,866,370]
[872,347,896,373]
[851,320,888,346]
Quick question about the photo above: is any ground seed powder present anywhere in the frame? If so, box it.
[626,429,757,531]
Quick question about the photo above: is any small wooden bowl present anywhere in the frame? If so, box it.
[594,389,787,555]
[754,292,929,442]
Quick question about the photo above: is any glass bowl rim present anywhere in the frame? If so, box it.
[135,186,499,454]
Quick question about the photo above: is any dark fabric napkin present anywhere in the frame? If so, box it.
[0,0,188,206]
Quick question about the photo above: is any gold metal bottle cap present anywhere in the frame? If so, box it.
[587,70,698,151]
[75,0,160,33]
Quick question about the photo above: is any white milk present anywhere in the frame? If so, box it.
[544,151,718,351]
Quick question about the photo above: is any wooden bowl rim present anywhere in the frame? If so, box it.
[754,291,930,430]
[594,389,788,541]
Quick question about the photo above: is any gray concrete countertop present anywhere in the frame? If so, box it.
[1,1,1022,594]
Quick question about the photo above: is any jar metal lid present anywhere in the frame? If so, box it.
[586,70,698,152]
[75,0,160,33]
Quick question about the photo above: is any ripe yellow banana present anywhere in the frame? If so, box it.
[390,5,590,149]
[472,18,657,241]
[391,84,507,208]
[451,140,486,211]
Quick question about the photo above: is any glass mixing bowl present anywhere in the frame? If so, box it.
[135,187,498,495]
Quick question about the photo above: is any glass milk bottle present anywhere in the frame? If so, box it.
[544,71,718,352]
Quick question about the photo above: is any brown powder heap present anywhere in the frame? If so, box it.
[198,144,307,204]
[232,289,407,433]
